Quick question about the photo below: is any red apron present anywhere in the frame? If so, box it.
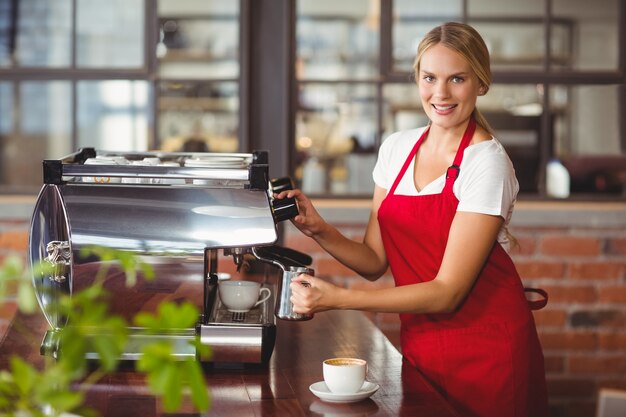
[378,119,549,417]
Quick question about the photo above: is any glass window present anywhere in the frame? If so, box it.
[157,81,239,153]
[0,82,12,134]
[76,0,144,68]
[296,82,378,195]
[155,0,241,153]
[0,1,11,66]
[11,0,72,67]
[297,0,379,80]
[0,81,72,192]
[77,80,150,151]
[392,0,462,72]
[553,84,623,194]
[157,0,239,79]
[553,0,619,71]
[468,0,545,71]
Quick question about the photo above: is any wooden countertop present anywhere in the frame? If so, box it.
[1,309,460,417]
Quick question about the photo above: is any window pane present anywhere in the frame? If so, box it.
[157,81,239,153]
[297,0,379,80]
[393,0,462,72]
[0,1,13,66]
[553,0,619,71]
[553,85,624,194]
[382,83,426,134]
[0,82,12,134]
[469,0,545,71]
[157,0,239,79]
[296,83,378,195]
[77,80,150,151]
[0,81,72,192]
[553,85,621,156]
[76,0,144,68]
[13,0,72,67]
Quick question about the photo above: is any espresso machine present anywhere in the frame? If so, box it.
[28,148,312,365]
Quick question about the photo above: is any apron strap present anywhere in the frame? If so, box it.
[524,287,549,310]
[388,126,430,195]
[443,118,476,193]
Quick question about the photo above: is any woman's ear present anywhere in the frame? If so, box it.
[478,84,488,96]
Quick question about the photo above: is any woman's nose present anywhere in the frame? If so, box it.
[433,81,450,98]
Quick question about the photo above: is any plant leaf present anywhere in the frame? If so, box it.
[184,360,210,412]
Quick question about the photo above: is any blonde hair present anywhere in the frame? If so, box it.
[413,22,493,134]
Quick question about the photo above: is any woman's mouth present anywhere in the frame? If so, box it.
[432,104,457,115]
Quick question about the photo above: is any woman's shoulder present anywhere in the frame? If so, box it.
[379,126,428,153]
[464,136,513,166]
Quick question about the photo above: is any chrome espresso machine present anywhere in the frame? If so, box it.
[28,148,312,364]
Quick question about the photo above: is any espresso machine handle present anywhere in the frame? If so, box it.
[269,177,299,223]
[254,245,313,267]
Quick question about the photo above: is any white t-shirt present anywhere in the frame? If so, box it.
[372,126,519,251]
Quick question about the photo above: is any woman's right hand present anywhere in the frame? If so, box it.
[274,189,328,238]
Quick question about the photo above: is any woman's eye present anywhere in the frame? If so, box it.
[423,75,434,82]
[451,76,464,83]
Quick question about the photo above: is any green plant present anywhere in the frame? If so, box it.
[0,248,211,416]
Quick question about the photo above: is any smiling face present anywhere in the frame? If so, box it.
[418,43,483,131]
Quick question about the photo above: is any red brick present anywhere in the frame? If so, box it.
[570,310,626,328]
[515,261,566,279]
[282,233,325,255]
[569,356,626,374]
[607,237,626,255]
[534,308,568,327]
[561,402,598,417]
[539,331,597,351]
[599,333,626,350]
[542,285,597,304]
[598,379,626,391]
[569,262,625,280]
[315,258,359,278]
[547,377,596,397]
[540,236,601,257]
[598,286,626,303]
[0,230,29,252]
[508,236,537,256]
[543,355,565,373]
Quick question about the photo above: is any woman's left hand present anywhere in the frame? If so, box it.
[289,274,337,314]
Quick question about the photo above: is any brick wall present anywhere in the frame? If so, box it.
[283,221,626,417]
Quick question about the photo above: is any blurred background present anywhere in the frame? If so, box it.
[0,0,624,198]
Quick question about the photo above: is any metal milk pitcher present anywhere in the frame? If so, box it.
[275,266,314,321]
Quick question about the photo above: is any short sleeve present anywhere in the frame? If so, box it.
[455,140,519,218]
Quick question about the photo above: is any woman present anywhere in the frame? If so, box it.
[277,22,549,417]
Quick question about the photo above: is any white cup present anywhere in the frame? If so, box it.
[218,281,271,313]
[323,358,367,394]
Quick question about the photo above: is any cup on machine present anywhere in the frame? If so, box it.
[218,280,272,313]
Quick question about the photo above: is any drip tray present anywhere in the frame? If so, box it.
[213,304,263,325]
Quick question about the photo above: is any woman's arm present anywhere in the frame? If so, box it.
[276,186,389,280]
[291,210,503,314]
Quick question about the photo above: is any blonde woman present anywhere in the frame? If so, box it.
[278,22,549,417]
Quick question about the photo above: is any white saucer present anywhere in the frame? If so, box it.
[309,381,379,403]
